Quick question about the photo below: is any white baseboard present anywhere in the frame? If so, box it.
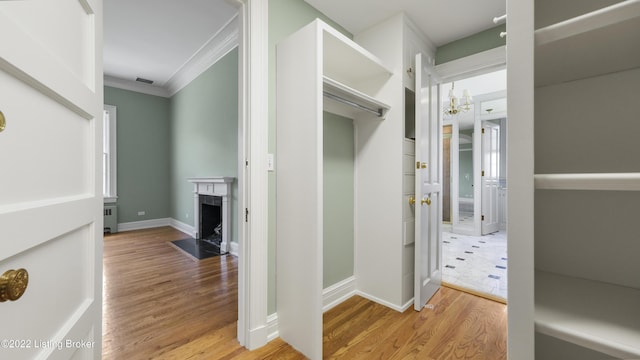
[355,290,410,313]
[229,241,239,257]
[323,276,356,312]
[170,218,196,237]
[266,313,279,342]
[118,218,172,232]
[262,276,356,343]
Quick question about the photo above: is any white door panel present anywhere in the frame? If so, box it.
[0,0,96,87]
[0,1,102,359]
[414,53,442,311]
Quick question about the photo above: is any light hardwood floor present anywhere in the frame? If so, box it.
[103,227,507,359]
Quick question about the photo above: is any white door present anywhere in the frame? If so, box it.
[481,121,500,235]
[414,53,442,311]
[0,1,103,359]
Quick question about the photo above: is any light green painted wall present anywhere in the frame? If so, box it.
[435,24,506,65]
[170,48,239,244]
[104,86,171,223]
[323,113,355,288]
[268,0,352,314]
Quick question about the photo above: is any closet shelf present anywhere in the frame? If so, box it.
[323,76,390,119]
[535,270,640,359]
[321,21,392,92]
[535,0,640,87]
[534,172,640,191]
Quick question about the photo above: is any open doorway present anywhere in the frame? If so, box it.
[440,69,508,302]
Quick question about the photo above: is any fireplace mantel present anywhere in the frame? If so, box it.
[188,177,234,253]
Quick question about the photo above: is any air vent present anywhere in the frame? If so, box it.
[135,77,154,84]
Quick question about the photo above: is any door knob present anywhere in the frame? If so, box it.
[0,110,6,133]
[421,197,432,206]
[408,196,415,205]
[0,269,29,302]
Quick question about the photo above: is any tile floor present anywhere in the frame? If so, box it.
[442,230,507,300]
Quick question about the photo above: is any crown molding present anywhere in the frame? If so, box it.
[165,13,239,97]
[104,13,239,98]
[104,75,170,98]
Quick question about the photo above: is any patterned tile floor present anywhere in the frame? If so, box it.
[442,230,507,300]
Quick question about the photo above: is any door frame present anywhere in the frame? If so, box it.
[236,0,269,350]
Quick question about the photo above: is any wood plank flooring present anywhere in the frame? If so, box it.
[103,227,507,359]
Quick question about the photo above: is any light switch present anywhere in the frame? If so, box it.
[267,153,275,172]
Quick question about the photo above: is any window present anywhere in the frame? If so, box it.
[104,104,117,202]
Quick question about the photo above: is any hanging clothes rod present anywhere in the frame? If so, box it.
[323,91,384,117]
[493,14,507,24]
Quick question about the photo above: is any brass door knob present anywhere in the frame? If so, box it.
[0,110,6,132]
[408,196,415,205]
[421,197,432,206]
[0,269,29,302]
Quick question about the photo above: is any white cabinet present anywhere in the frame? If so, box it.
[509,0,640,358]
[276,19,392,360]
[354,13,436,308]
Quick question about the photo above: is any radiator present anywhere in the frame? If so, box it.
[104,205,118,233]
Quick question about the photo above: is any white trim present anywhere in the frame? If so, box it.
[104,75,170,98]
[266,313,279,342]
[104,15,239,99]
[166,14,240,97]
[355,290,414,313]
[506,0,535,358]
[322,276,357,312]
[435,46,506,82]
[263,277,356,344]
[118,218,172,232]
[170,218,196,237]
[103,104,117,201]
[237,0,269,351]
[229,241,239,257]
[535,173,640,191]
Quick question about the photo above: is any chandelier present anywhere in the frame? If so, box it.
[444,82,472,116]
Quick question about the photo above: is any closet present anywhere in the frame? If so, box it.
[510,0,640,358]
[276,15,435,360]
[276,19,392,360]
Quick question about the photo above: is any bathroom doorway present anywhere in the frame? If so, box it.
[441,69,508,302]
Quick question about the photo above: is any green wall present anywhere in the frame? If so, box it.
[435,24,506,65]
[104,48,238,244]
[170,48,239,243]
[323,113,355,288]
[269,0,353,314]
[104,87,171,223]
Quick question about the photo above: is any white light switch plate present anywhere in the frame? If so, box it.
[267,153,275,172]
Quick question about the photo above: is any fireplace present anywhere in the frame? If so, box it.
[199,194,222,242]
[188,177,234,254]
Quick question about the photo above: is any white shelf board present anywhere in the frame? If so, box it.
[535,270,640,358]
[535,0,640,87]
[320,20,392,93]
[323,76,389,119]
[535,172,640,191]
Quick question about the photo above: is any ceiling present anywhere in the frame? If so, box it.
[304,0,505,47]
[103,0,239,90]
[103,0,505,94]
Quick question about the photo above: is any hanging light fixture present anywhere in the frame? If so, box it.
[444,82,472,116]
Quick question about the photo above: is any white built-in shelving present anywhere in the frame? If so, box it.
[536,271,640,358]
[276,19,392,360]
[532,1,640,358]
[535,0,640,87]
